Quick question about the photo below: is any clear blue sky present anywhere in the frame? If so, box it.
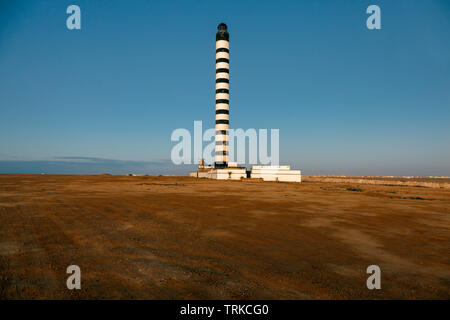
[1,0,449,175]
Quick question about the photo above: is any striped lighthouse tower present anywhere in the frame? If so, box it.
[214,23,230,168]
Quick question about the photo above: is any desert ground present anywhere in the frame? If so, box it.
[0,174,449,299]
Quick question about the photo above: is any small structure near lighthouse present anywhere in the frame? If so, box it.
[250,165,301,182]
[190,23,301,182]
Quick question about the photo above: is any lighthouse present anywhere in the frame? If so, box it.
[189,23,300,181]
[214,23,230,168]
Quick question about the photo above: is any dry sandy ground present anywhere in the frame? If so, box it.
[0,174,449,299]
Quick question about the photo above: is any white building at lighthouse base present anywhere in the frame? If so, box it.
[189,162,247,180]
[250,165,301,182]
[208,167,247,180]
[189,162,301,182]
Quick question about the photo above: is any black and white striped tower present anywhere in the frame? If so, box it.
[214,23,230,168]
